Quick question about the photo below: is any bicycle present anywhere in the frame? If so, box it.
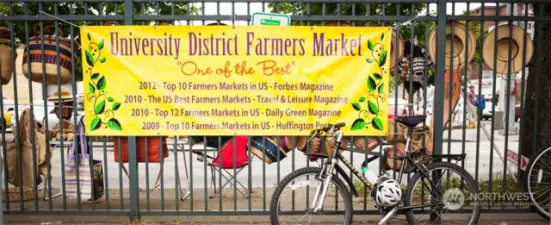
[269,115,481,225]
[524,146,551,220]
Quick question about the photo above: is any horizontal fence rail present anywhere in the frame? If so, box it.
[0,0,549,222]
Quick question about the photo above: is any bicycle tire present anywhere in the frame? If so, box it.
[524,146,551,220]
[404,161,481,225]
[269,167,353,225]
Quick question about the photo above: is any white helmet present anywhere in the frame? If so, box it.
[375,179,402,207]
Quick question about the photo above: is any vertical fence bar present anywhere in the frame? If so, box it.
[8,12,23,211]
[218,136,222,211]
[0,14,8,212]
[246,1,252,213]
[461,3,470,175]
[203,136,208,211]
[145,137,150,210]
[117,138,123,210]
[475,2,485,184]
[502,7,514,197]
[432,0,447,157]
[160,137,165,210]
[20,2,39,210]
[173,138,180,211]
[103,138,110,210]
[123,0,139,219]
[517,3,529,186]
[447,11,454,159]
[100,2,111,211]
[188,134,193,211]
[488,1,500,209]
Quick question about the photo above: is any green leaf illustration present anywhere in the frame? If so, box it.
[372,117,384,131]
[85,50,95,67]
[378,50,388,67]
[97,76,106,91]
[91,73,100,79]
[359,96,366,102]
[381,33,385,41]
[368,101,379,114]
[107,118,122,131]
[378,83,384,94]
[351,118,366,131]
[368,40,375,51]
[367,77,377,91]
[112,102,121,111]
[107,96,114,102]
[98,39,104,50]
[87,33,91,41]
[95,100,105,114]
[374,73,382,80]
[366,58,373,63]
[88,82,95,93]
[352,103,361,111]
[99,57,106,63]
[90,117,101,130]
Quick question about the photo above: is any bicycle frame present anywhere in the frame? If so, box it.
[306,127,468,215]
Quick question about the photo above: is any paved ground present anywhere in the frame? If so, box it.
[3,213,549,224]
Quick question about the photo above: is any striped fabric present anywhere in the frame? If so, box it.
[64,117,104,201]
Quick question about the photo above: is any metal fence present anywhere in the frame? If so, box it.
[0,0,549,221]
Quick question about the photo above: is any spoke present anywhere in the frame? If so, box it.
[532,186,551,200]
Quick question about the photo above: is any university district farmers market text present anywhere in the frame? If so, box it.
[109,31,365,59]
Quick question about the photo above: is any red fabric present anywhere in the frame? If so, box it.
[113,136,169,163]
[211,136,249,169]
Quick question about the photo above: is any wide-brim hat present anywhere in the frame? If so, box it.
[428,23,476,71]
[47,87,73,102]
[482,24,534,75]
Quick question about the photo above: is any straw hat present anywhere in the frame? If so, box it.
[47,87,73,102]
[428,23,476,70]
[482,24,534,75]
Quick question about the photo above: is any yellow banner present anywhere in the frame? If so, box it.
[80,25,392,136]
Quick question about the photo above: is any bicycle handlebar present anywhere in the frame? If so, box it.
[313,122,346,133]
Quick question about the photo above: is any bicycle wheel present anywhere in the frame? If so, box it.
[525,146,551,220]
[404,161,480,225]
[269,167,353,225]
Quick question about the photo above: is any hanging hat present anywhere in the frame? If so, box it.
[428,23,476,71]
[47,87,73,102]
[390,29,404,70]
[482,24,534,75]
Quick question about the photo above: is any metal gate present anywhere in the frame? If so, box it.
[0,0,549,221]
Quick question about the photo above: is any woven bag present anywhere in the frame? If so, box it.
[0,27,13,85]
[383,143,406,171]
[351,136,380,152]
[22,24,75,84]
[409,125,433,154]
[384,120,408,144]
[306,136,349,161]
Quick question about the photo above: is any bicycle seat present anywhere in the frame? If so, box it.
[396,115,427,128]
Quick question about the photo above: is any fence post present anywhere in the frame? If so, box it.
[123,0,140,221]
[432,0,448,156]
